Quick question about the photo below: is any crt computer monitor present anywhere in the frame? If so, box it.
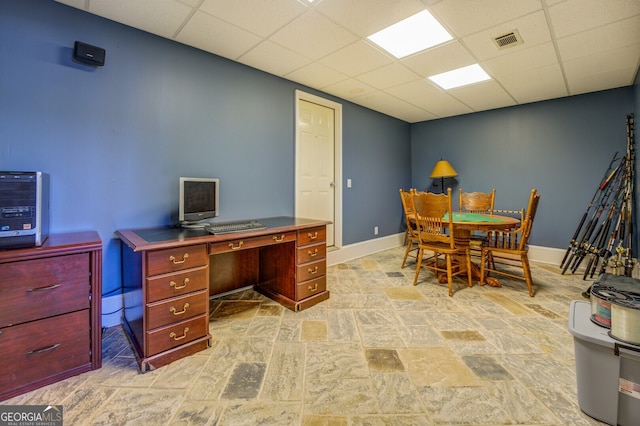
[178,177,219,226]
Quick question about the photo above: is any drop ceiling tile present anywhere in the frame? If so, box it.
[320,41,394,77]
[176,0,199,7]
[316,0,426,37]
[548,0,640,39]
[285,62,348,88]
[352,90,401,109]
[55,0,84,9]
[385,79,442,100]
[322,78,377,100]
[431,0,542,37]
[563,44,640,94]
[357,63,421,90]
[406,88,474,117]
[556,16,640,62]
[270,10,359,60]
[199,0,307,38]
[462,11,552,61]
[498,63,568,103]
[238,41,312,77]
[401,41,476,78]
[176,10,262,59]
[375,100,437,123]
[484,42,559,78]
[447,80,516,111]
[89,0,192,39]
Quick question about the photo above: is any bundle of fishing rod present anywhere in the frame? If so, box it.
[561,114,635,279]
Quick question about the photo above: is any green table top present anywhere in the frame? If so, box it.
[443,212,506,223]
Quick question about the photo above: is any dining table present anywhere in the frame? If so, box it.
[443,211,521,287]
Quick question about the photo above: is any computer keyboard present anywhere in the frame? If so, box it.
[205,220,267,235]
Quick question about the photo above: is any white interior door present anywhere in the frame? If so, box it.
[295,91,342,248]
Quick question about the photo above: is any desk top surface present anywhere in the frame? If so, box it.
[116,216,331,251]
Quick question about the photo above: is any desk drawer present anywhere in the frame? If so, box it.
[297,276,326,300]
[146,266,208,303]
[0,253,89,328]
[297,243,326,265]
[0,310,90,392]
[146,314,209,356]
[209,232,296,255]
[297,227,326,246]
[146,244,208,276]
[297,259,326,282]
[146,290,208,330]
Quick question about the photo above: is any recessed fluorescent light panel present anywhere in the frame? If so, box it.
[428,64,491,90]
[367,10,453,59]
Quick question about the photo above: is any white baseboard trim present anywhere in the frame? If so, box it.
[528,244,566,267]
[327,233,405,266]
[101,294,122,328]
[327,234,570,269]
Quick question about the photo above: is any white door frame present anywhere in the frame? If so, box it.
[295,89,342,249]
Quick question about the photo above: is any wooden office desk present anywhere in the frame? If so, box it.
[116,216,330,371]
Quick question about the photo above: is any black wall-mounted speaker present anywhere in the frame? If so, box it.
[73,41,105,67]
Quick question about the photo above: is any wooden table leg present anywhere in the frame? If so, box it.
[434,230,502,288]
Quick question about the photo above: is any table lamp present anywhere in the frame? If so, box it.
[429,159,458,193]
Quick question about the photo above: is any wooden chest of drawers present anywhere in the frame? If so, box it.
[122,243,211,371]
[294,226,329,310]
[0,232,102,401]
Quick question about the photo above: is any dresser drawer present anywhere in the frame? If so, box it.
[146,244,208,276]
[146,314,209,356]
[0,253,89,328]
[209,232,296,255]
[0,310,90,392]
[146,266,208,303]
[146,290,208,330]
[297,242,326,265]
[297,276,326,300]
[297,226,326,246]
[297,259,326,282]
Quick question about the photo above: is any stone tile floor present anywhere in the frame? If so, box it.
[2,247,608,425]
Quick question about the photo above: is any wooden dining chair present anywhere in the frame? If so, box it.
[399,188,419,268]
[459,188,496,254]
[459,188,496,214]
[412,188,473,296]
[480,189,541,296]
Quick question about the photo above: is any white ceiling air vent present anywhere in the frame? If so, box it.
[493,29,523,49]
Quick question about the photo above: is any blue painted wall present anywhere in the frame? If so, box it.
[411,88,635,250]
[0,1,411,297]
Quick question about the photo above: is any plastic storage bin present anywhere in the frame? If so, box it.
[569,300,640,425]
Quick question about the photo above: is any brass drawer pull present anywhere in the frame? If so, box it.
[308,283,318,292]
[170,303,190,316]
[272,234,285,243]
[228,241,244,250]
[308,266,319,275]
[170,327,189,341]
[308,248,318,257]
[26,284,61,293]
[169,253,189,264]
[27,343,61,355]
[307,232,318,240]
[170,277,189,290]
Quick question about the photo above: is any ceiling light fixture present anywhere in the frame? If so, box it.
[367,10,452,59]
[428,64,491,90]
